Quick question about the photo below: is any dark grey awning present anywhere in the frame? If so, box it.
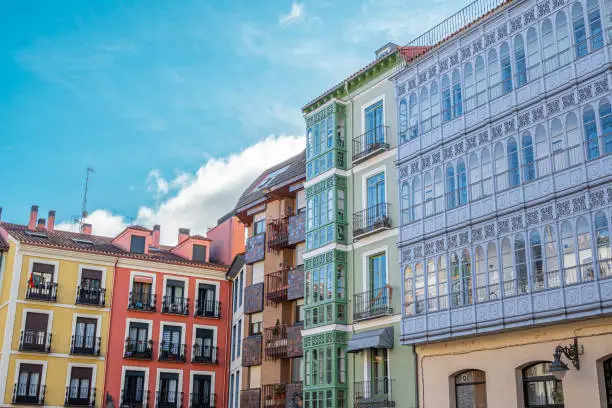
[346,327,394,353]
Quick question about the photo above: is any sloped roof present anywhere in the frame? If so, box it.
[226,253,245,279]
[0,235,8,250]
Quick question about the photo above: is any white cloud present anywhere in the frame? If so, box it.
[279,2,305,25]
[56,134,305,245]
[146,169,170,197]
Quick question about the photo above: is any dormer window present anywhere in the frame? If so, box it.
[130,236,145,254]
[193,245,207,262]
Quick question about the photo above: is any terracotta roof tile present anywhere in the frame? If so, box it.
[0,235,8,250]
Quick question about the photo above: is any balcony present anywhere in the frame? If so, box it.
[353,287,393,321]
[76,286,106,306]
[287,212,305,245]
[156,391,182,408]
[244,283,264,314]
[194,299,221,319]
[26,282,57,302]
[352,125,389,164]
[242,335,262,367]
[190,393,215,408]
[245,233,265,264]
[12,384,45,405]
[128,292,156,312]
[353,203,391,239]
[240,389,261,408]
[267,218,290,251]
[192,344,219,365]
[124,339,153,359]
[265,269,289,305]
[161,296,189,315]
[70,335,101,355]
[158,342,186,362]
[354,378,395,408]
[262,384,286,408]
[65,386,95,407]
[264,324,288,361]
[121,389,149,408]
[19,330,51,352]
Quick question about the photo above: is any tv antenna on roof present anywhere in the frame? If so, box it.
[80,167,95,225]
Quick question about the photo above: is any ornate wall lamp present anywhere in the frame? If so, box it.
[548,337,584,380]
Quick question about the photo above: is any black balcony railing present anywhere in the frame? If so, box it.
[70,335,101,355]
[65,386,95,406]
[190,392,215,408]
[262,384,286,408]
[121,388,149,408]
[19,330,51,352]
[156,391,182,408]
[161,296,189,315]
[192,344,219,364]
[159,342,186,362]
[194,299,221,318]
[265,269,289,305]
[353,203,391,238]
[267,218,290,250]
[26,282,57,301]
[353,125,389,163]
[353,287,393,321]
[128,292,156,312]
[354,378,395,407]
[13,383,45,405]
[76,286,106,306]
[124,339,153,359]
[264,325,288,361]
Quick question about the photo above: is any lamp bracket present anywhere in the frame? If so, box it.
[554,337,582,370]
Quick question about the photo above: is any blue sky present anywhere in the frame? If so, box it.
[0,0,468,242]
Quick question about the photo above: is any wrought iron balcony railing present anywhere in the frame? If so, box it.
[64,385,95,407]
[264,325,288,360]
[190,392,215,408]
[354,378,395,407]
[13,384,45,405]
[124,339,153,359]
[26,282,57,302]
[353,203,391,238]
[76,286,106,306]
[121,388,149,408]
[353,287,393,321]
[70,335,101,355]
[352,125,390,164]
[194,299,221,318]
[265,268,289,305]
[262,384,286,408]
[128,292,156,312]
[156,391,182,408]
[161,296,189,315]
[19,330,51,352]
[267,217,291,250]
[158,342,186,362]
[192,344,219,364]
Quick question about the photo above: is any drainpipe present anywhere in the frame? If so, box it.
[223,280,232,408]
[414,347,420,408]
[103,257,120,408]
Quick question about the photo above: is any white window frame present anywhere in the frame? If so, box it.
[155,368,183,404]
[195,279,220,304]
[13,359,48,398]
[20,308,54,338]
[120,366,150,407]
[189,370,216,407]
[77,265,107,288]
[124,318,153,356]
[361,165,388,211]
[159,321,187,356]
[161,275,189,300]
[27,258,60,285]
[362,246,390,291]
[70,313,103,342]
[360,94,386,135]
[128,271,157,297]
[64,363,98,405]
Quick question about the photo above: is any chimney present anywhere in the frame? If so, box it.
[152,225,161,248]
[178,228,190,244]
[37,218,46,230]
[28,205,39,230]
[0,207,3,221]
[47,210,56,231]
[80,223,92,235]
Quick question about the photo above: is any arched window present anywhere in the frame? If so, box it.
[457,159,468,206]
[404,265,414,315]
[441,75,452,122]
[494,142,506,191]
[446,165,456,209]
[464,62,475,111]
[595,212,611,278]
[561,221,577,285]
[502,238,514,296]
[455,370,487,408]
[399,99,408,143]
[430,81,440,129]
[530,230,544,291]
[487,242,499,300]
[544,225,560,288]
[488,49,499,99]
[535,125,550,176]
[438,256,448,309]
[514,35,527,87]
[584,105,599,160]
[556,12,571,63]
[521,132,536,182]
[542,18,556,73]
[469,152,481,201]
[599,98,612,155]
[424,171,433,217]
[409,92,418,139]
[415,262,425,313]
[551,118,564,159]
[515,234,528,294]
[434,167,444,214]
[420,87,430,134]
[566,112,582,163]
[475,56,486,107]
[586,0,603,51]
[401,181,411,225]
[500,42,513,94]
[449,252,460,307]
[526,27,540,80]
[475,246,486,302]
[452,69,463,118]
[523,362,565,407]
[603,358,612,406]
[426,258,437,311]
[481,148,492,196]
[412,176,422,221]
[507,137,521,187]
[572,2,588,58]
[577,216,594,282]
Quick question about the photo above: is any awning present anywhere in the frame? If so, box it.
[134,275,153,284]
[346,327,394,353]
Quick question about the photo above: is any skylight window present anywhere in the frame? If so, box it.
[25,231,48,238]
[72,238,94,246]
[251,165,290,192]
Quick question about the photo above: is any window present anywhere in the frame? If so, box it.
[68,367,93,405]
[73,317,97,354]
[544,225,560,288]
[531,230,545,291]
[295,301,304,323]
[446,165,456,209]
[28,262,56,300]
[22,312,49,351]
[507,137,520,188]
[475,246,486,302]
[369,348,388,388]
[604,357,612,407]
[481,148,492,196]
[595,212,611,278]
[233,372,240,408]
[366,173,386,226]
[526,28,540,80]
[501,238,514,296]
[420,87,430,133]
[254,219,265,235]
[292,357,304,382]
[365,100,384,147]
[164,279,186,313]
[130,236,146,254]
[16,364,43,404]
[404,265,414,315]
[250,314,263,335]
[399,98,408,142]
[194,327,215,362]
[424,171,434,216]
[585,105,599,160]
[197,283,217,317]
[192,245,207,262]
[122,370,145,405]
[515,234,528,294]
[161,325,182,360]
[426,258,437,311]
[495,142,506,191]
[535,126,549,177]
[542,18,556,73]
[438,256,449,310]
[452,249,472,307]
[488,49,499,99]
[452,69,463,118]
[434,167,444,213]
[475,56,486,107]
[430,81,440,129]
[455,370,487,408]
[469,153,481,201]
[228,373,234,408]
[573,2,588,58]
[577,216,594,281]
[78,268,103,304]
[369,253,387,296]
[600,98,612,155]
[456,159,467,206]
[487,242,499,300]
[126,322,150,357]
[514,35,527,87]
[523,362,564,407]
[587,0,604,51]
[412,176,422,220]
[561,221,577,285]
[131,277,153,309]
[556,12,571,64]
[521,132,536,182]
[442,75,452,122]
[415,262,425,313]
[401,181,411,224]
[158,373,179,407]
[464,62,475,111]
[500,42,513,94]
[409,92,418,139]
